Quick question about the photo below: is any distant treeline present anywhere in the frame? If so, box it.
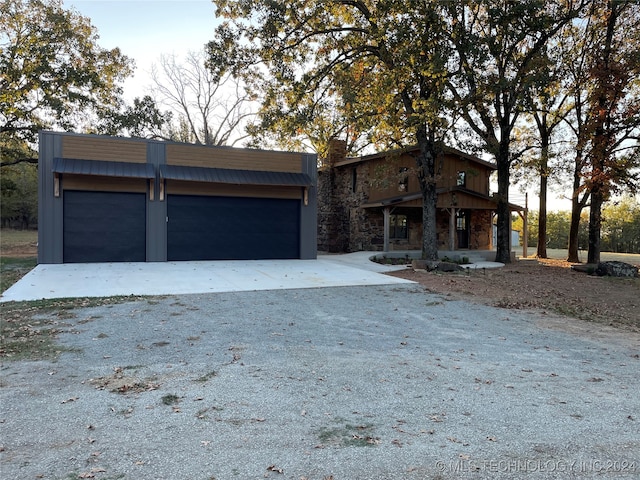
[514,198,640,254]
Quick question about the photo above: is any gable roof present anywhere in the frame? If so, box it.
[334,145,497,171]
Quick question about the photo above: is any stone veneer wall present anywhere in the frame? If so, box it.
[436,208,492,250]
[317,168,348,252]
[318,160,385,252]
[470,210,492,249]
[317,147,493,253]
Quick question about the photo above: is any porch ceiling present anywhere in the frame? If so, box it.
[362,187,525,211]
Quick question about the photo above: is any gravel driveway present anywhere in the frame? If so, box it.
[1,284,639,479]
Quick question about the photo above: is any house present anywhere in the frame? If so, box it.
[38,131,317,263]
[317,140,524,255]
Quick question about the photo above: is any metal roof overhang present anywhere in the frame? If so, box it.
[361,192,423,208]
[362,188,525,211]
[159,164,314,187]
[52,158,155,178]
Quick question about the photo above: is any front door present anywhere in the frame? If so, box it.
[456,209,470,249]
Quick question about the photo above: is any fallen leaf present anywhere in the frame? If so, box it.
[61,397,79,404]
[266,464,283,473]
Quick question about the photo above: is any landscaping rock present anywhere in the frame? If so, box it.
[411,259,439,271]
[595,261,639,278]
[437,261,464,272]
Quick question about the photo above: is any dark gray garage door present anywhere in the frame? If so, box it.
[63,191,146,263]
[167,195,300,261]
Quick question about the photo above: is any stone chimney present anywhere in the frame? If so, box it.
[323,138,347,168]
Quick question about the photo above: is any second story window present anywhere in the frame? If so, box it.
[457,171,466,187]
[399,167,409,192]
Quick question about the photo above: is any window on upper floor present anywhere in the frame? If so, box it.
[398,167,409,192]
[457,171,466,187]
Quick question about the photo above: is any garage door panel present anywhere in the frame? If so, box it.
[63,191,146,263]
[167,195,300,261]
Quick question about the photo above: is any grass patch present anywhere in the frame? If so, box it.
[0,256,37,293]
[0,295,145,361]
[161,394,181,406]
[194,370,217,382]
[317,422,379,447]
[0,228,37,251]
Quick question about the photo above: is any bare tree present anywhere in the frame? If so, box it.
[150,51,256,146]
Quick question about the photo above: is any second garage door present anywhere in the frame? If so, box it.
[167,195,300,261]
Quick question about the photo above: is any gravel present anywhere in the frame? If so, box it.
[1,284,639,479]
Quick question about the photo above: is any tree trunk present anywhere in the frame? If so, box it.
[536,132,549,258]
[495,143,512,264]
[567,147,586,262]
[567,197,582,263]
[415,128,439,261]
[587,189,603,264]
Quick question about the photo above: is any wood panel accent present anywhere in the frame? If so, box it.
[166,144,302,173]
[437,191,496,209]
[367,151,492,202]
[62,175,147,193]
[366,155,419,202]
[166,180,301,199]
[62,136,147,163]
[439,154,490,193]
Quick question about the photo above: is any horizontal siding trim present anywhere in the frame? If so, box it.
[62,175,147,193]
[166,180,302,199]
[166,144,303,173]
[62,136,147,163]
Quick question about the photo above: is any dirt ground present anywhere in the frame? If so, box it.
[389,258,640,332]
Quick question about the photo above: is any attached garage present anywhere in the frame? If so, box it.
[38,132,318,264]
[167,195,300,261]
[63,191,147,263]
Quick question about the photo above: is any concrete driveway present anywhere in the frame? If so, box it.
[0,252,414,302]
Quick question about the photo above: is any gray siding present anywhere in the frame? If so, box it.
[38,132,318,263]
[146,141,167,262]
[300,152,318,260]
[38,132,64,263]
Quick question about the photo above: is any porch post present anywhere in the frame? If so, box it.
[383,207,390,252]
[449,208,456,251]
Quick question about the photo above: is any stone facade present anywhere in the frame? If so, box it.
[317,142,497,253]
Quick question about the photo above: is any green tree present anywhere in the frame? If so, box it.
[581,0,640,264]
[602,197,640,253]
[94,95,171,140]
[209,0,453,260]
[0,0,132,161]
[523,38,574,259]
[444,0,586,263]
[0,0,167,164]
[0,162,37,228]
